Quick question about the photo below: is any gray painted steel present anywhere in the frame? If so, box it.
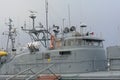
[0,46,107,74]
[107,46,120,70]
[0,34,109,79]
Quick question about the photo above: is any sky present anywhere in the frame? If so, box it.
[0,0,120,49]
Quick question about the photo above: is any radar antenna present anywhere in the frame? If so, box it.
[29,10,37,29]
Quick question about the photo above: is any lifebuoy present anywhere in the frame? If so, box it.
[50,35,55,49]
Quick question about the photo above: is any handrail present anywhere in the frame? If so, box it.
[6,66,35,80]
[25,63,55,80]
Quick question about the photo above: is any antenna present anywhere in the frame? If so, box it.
[29,10,37,29]
[45,0,49,48]
[5,18,17,52]
[80,23,87,36]
[63,18,65,29]
[62,18,65,38]
[68,5,71,27]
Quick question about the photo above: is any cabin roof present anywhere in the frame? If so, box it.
[64,36,104,41]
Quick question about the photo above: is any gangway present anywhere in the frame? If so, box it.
[6,63,59,80]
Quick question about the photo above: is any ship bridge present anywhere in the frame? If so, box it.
[63,32,104,47]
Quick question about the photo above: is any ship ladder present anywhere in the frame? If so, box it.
[6,66,36,80]
[25,63,61,80]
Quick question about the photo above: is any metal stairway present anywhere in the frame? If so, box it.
[6,64,57,80]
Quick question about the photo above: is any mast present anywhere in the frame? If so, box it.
[68,5,71,27]
[45,0,49,48]
[63,18,65,30]
[62,18,65,37]
[6,18,16,52]
[21,1,50,49]
[30,14,36,30]
[21,10,50,48]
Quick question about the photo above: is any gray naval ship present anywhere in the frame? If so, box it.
[0,14,120,80]
[0,4,120,80]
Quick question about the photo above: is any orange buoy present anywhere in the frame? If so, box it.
[50,35,55,49]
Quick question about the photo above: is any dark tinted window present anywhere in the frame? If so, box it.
[59,51,71,55]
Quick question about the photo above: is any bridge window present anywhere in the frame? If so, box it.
[64,38,103,47]
[84,39,103,47]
